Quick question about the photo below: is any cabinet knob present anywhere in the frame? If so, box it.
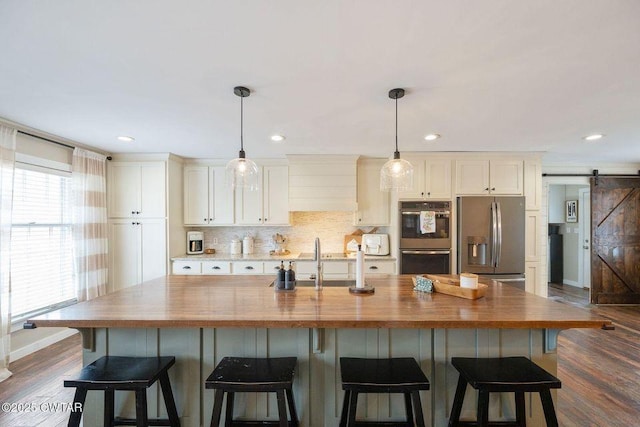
[204,218,208,222]
[484,188,489,191]
[212,266,220,270]
[136,211,140,214]
[491,187,496,191]
[209,218,213,221]
[264,218,268,222]
[131,221,136,225]
[245,266,254,270]
[131,211,135,215]
[427,192,431,196]
[182,266,191,270]
[369,266,379,270]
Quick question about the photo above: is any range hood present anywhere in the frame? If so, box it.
[287,155,359,211]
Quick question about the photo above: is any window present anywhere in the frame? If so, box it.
[10,166,75,321]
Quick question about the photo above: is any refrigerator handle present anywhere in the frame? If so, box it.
[496,201,502,267]
[491,201,498,267]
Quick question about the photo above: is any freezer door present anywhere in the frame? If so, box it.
[494,197,525,274]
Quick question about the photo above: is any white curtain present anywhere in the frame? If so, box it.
[0,125,16,382]
[72,148,108,302]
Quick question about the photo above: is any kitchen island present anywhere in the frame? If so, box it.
[28,275,610,427]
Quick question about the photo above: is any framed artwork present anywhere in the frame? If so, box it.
[566,200,578,223]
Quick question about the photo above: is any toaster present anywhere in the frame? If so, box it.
[362,234,390,256]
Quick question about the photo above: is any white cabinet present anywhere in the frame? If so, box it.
[108,219,167,291]
[108,162,166,218]
[355,159,389,225]
[201,261,232,275]
[172,261,201,275]
[362,259,395,275]
[398,159,452,200]
[235,165,289,225]
[232,261,264,274]
[455,160,523,195]
[183,166,234,225]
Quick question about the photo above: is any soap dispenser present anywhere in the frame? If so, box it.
[285,262,296,290]
[276,261,286,289]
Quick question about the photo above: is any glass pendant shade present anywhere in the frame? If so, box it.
[226,152,259,191]
[226,86,259,191]
[380,153,414,191]
[380,87,414,191]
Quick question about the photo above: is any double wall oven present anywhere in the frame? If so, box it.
[399,201,451,274]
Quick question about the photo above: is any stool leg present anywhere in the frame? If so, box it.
[515,391,526,427]
[104,389,114,427]
[67,387,87,427]
[285,388,299,427]
[411,391,426,427]
[210,390,224,427]
[477,390,490,427]
[224,392,234,427]
[159,372,181,427]
[339,390,350,427]
[404,393,414,425]
[540,389,559,427]
[134,389,148,427]
[448,375,467,427]
[276,389,288,427]
[347,391,358,427]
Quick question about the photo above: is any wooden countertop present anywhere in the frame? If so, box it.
[28,275,611,330]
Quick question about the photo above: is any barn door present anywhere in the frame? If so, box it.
[590,177,640,304]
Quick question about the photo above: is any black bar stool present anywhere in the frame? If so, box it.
[339,357,430,427]
[205,356,299,427]
[448,356,562,427]
[64,355,181,427]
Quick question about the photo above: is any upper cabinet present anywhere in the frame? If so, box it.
[398,158,452,200]
[235,165,290,226]
[108,161,166,218]
[184,165,234,226]
[355,158,389,225]
[455,160,523,195]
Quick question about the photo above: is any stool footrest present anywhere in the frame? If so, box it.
[113,417,174,426]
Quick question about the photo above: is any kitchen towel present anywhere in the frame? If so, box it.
[420,211,436,234]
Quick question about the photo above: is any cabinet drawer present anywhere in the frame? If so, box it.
[233,261,264,274]
[295,261,316,275]
[365,261,395,275]
[172,261,202,275]
[264,261,285,274]
[201,261,231,275]
[323,262,349,275]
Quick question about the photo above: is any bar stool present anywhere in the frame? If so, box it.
[448,356,562,427]
[339,357,430,427]
[64,355,181,427]
[205,356,299,427]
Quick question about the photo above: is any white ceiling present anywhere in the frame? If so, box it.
[1,1,639,164]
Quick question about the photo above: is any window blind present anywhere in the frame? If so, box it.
[10,167,75,321]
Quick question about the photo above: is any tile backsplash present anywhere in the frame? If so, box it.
[189,212,388,254]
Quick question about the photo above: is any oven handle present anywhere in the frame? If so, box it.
[401,250,451,255]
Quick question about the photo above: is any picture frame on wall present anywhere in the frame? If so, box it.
[566,200,578,223]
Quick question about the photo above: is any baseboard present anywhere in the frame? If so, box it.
[9,329,78,362]
[563,280,580,287]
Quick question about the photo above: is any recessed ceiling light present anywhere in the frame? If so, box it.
[583,134,604,141]
[117,136,135,142]
[424,134,440,141]
[270,134,285,142]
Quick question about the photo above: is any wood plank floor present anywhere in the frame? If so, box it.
[0,287,638,426]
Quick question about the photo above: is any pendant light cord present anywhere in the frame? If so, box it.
[395,95,398,153]
[240,95,244,152]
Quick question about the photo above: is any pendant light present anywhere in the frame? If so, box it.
[226,86,259,191]
[380,88,414,191]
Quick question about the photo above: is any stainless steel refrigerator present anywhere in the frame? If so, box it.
[457,196,525,277]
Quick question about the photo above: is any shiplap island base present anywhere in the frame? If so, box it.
[29,275,610,427]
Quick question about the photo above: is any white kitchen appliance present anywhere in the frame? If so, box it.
[187,231,204,254]
[362,234,390,256]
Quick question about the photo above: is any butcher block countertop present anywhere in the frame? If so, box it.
[28,275,611,330]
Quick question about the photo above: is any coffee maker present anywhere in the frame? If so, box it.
[187,231,204,254]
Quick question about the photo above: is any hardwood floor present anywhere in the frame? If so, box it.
[1,290,639,426]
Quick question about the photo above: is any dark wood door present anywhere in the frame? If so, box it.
[591,177,640,304]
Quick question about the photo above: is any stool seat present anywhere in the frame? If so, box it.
[339,357,429,427]
[65,356,180,427]
[449,357,561,427]
[206,357,299,426]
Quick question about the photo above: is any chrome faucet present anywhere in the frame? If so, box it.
[314,237,323,290]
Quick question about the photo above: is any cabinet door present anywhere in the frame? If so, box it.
[490,160,523,195]
[210,166,235,225]
[108,220,141,291]
[108,163,141,218]
[455,160,490,195]
[235,169,264,225]
[263,166,289,225]
[184,166,210,225]
[140,219,166,282]
[356,159,389,225]
[397,159,426,199]
[425,160,452,199]
[139,163,166,217]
